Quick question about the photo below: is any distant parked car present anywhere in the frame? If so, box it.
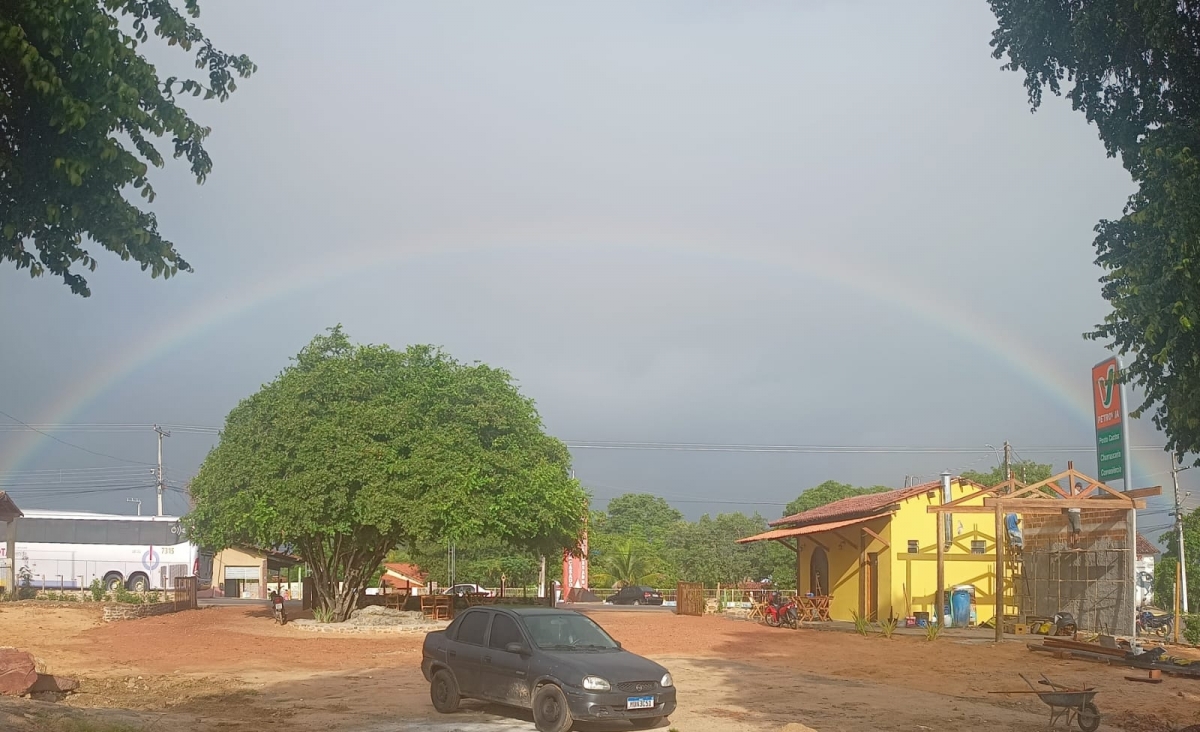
[422,606,675,732]
[444,583,493,597]
[604,586,663,606]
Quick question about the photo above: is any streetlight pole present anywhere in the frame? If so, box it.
[1172,454,1190,615]
[126,498,142,516]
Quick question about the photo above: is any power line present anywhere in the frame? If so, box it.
[0,410,156,466]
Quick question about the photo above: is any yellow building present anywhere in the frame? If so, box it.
[738,476,1003,625]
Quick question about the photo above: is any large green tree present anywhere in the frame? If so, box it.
[187,327,587,621]
[782,480,889,519]
[988,1,1200,458]
[1151,507,1200,612]
[1,0,254,296]
[667,512,793,588]
[602,493,683,544]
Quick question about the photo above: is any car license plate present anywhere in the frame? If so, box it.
[626,696,654,710]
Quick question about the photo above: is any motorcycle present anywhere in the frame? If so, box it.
[1136,610,1173,637]
[763,594,799,630]
[270,591,287,625]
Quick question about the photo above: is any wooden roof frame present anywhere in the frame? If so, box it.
[927,462,1157,514]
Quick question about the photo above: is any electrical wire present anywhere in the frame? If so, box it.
[0,411,156,466]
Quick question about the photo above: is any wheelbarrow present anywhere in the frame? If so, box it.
[991,674,1101,731]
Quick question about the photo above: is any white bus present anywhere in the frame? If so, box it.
[0,509,213,593]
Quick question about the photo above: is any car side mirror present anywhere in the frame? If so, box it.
[615,641,622,649]
[505,642,531,656]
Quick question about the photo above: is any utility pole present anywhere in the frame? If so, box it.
[1172,453,1189,615]
[126,498,141,516]
[1003,441,1012,486]
[154,424,170,517]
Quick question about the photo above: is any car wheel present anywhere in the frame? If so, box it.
[630,717,663,730]
[532,684,572,732]
[430,669,460,714]
[633,599,641,606]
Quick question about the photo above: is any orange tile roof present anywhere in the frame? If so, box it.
[1136,533,1161,557]
[770,478,992,528]
[738,515,886,544]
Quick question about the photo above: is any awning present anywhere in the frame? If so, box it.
[736,513,891,544]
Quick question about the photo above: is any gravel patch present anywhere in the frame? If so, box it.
[290,605,449,634]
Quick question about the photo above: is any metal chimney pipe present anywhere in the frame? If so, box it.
[941,471,953,548]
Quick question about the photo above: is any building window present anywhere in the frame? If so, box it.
[907,540,919,554]
[971,540,986,554]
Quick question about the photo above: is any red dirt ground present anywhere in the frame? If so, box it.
[1,602,1197,732]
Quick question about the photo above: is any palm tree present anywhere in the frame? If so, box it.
[591,539,662,589]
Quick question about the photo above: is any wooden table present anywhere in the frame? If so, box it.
[796,595,833,622]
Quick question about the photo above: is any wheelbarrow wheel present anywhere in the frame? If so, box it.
[1077,702,1100,732]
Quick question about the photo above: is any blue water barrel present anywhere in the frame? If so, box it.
[950,587,972,628]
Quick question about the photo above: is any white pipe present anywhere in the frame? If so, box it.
[941,471,953,548]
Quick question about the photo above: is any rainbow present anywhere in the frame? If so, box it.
[0,232,1158,484]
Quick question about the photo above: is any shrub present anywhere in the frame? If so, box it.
[112,588,143,604]
[1184,614,1200,646]
[924,621,942,641]
[878,616,899,639]
[313,607,335,623]
[850,611,870,637]
[17,566,36,600]
[89,578,105,602]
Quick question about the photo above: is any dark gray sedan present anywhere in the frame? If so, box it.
[421,606,676,732]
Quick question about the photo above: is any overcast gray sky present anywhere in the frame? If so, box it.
[0,1,1191,535]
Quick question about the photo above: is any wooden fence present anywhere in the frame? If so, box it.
[172,576,198,611]
[676,582,705,616]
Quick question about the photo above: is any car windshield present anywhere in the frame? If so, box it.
[522,614,620,651]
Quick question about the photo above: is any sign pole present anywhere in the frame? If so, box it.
[1119,357,1138,637]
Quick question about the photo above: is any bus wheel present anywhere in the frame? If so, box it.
[128,574,149,593]
[104,574,124,592]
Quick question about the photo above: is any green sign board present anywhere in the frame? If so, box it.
[1092,358,1126,482]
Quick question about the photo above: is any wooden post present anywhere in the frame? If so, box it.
[994,504,1005,643]
[5,517,16,594]
[935,511,945,627]
[796,540,803,594]
[1127,506,1139,637]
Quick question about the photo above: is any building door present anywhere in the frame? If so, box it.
[809,547,828,595]
[866,552,880,621]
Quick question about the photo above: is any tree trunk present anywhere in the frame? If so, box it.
[301,536,389,623]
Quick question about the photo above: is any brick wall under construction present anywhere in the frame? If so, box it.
[1014,508,1133,633]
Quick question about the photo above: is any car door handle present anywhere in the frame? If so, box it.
[447,650,456,658]
[483,656,492,664]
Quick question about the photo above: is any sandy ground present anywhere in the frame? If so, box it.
[1,601,1198,732]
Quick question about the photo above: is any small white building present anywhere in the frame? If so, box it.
[1136,533,1160,608]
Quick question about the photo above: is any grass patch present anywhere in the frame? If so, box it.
[878,616,899,639]
[924,620,942,641]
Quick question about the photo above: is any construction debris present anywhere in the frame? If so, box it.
[1027,635,1200,679]
[0,648,78,699]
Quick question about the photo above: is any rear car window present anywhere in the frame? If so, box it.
[455,611,489,646]
[488,614,523,650]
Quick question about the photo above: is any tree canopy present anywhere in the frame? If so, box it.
[1,0,255,296]
[187,327,587,621]
[962,460,1053,487]
[1151,508,1199,613]
[782,480,889,519]
[603,493,683,544]
[987,1,1200,458]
